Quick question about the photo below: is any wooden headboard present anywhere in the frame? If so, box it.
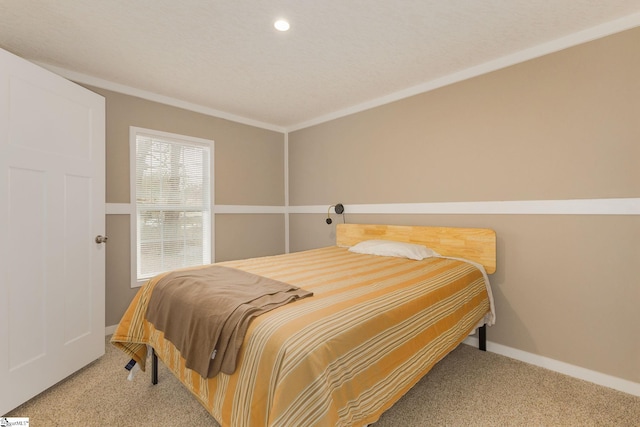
[336,223,496,274]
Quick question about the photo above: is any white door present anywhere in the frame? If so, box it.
[0,48,105,415]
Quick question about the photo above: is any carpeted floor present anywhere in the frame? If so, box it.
[5,336,640,426]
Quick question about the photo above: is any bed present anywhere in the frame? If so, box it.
[112,223,496,426]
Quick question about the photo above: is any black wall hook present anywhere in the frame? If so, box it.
[326,203,345,224]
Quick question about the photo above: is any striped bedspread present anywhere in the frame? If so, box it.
[112,246,493,427]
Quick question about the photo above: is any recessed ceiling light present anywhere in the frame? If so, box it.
[274,19,290,32]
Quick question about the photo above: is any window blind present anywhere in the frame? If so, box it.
[135,132,211,281]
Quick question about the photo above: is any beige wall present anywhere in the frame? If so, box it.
[289,28,638,205]
[288,28,640,383]
[88,87,286,326]
[214,214,285,262]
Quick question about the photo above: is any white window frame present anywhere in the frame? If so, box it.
[129,127,214,287]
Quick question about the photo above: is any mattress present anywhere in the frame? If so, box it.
[112,245,493,426]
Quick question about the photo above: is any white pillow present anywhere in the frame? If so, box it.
[348,240,439,260]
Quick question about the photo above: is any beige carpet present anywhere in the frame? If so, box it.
[5,336,639,426]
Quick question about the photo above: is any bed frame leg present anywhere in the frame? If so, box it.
[479,325,487,351]
[151,348,158,385]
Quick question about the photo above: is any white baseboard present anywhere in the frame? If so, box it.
[105,324,118,336]
[463,336,640,397]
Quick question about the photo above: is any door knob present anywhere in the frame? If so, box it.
[95,235,108,244]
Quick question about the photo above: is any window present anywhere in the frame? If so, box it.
[130,127,213,286]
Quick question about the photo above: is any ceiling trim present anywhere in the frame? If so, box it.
[34,11,640,134]
[287,12,640,132]
[35,62,287,134]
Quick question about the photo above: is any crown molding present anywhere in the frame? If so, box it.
[287,13,640,132]
[35,62,286,134]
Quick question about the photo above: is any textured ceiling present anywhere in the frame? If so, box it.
[1,1,640,130]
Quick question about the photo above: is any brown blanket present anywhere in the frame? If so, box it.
[145,265,313,378]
